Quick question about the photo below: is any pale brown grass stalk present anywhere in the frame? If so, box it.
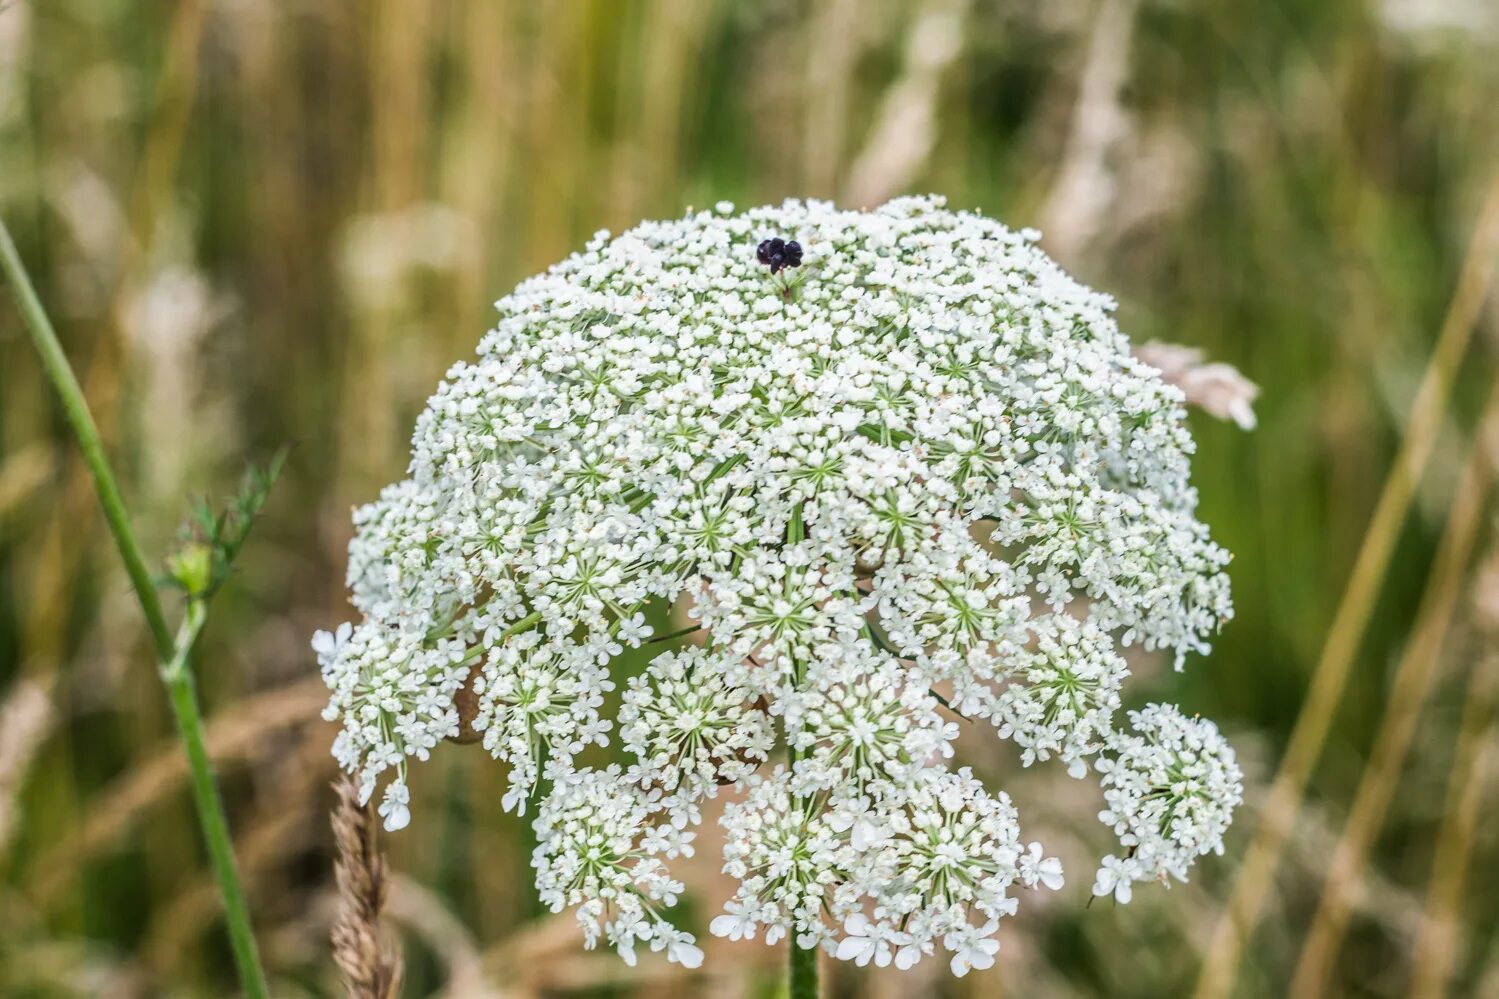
[801,0,864,196]
[385,874,493,998]
[442,2,518,356]
[0,676,54,859]
[1408,660,1498,998]
[1193,170,1499,998]
[332,775,404,999]
[1037,0,1142,265]
[0,444,52,521]
[841,0,968,209]
[1287,390,1499,997]
[1407,554,1499,998]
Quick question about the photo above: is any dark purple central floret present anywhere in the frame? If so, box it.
[756,237,803,275]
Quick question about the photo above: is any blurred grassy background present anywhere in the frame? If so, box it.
[2,0,1499,996]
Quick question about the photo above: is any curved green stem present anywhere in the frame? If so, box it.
[1,219,270,999]
[0,222,174,659]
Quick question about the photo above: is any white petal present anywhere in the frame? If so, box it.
[836,938,869,964]
[671,942,704,969]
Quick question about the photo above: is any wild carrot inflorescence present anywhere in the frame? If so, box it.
[315,196,1243,978]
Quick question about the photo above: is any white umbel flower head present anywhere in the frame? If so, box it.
[620,646,774,822]
[531,766,698,966]
[993,615,1129,778]
[315,196,1242,974]
[786,644,958,795]
[1092,704,1244,902]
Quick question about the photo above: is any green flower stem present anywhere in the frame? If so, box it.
[163,601,268,997]
[1,219,270,999]
[784,661,818,999]
[789,938,819,999]
[645,622,703,645]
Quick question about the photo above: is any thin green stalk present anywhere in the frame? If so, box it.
[1,219,270,999]
[0,222,174,659]
[164,601,268,996]
[784,655,818,999]
[645,622,703,645]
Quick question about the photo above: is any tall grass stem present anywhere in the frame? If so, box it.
[1408,649,1499,998]
[0,219,270,999]
[1287,391,1499,996]
[0,222,173,658]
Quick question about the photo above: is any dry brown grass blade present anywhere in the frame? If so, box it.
[1287,390,1499,997]
[385,874,495,998]
[1193,170,1499,999]
[0,444,54,522]
[1406,547,1499,998]
[801,0,865,196]
[27,676,328,904]
[332,775,404,999]
[1038,0,1142,265]
[1407,654,1499,998]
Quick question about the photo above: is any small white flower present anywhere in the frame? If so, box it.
[1093,854,1135,904]
[1021,842,1066,891]
[836,914,913,969]
[945,923,1000,977]
[667,936,704,969]
[709,909,756,942]
[377,780,411,832]
[311,621,352,664]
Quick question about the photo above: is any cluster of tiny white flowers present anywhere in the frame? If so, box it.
[531,766,702,968]
[993,616,1127,779]
[1091,704,1244,904]
[315,196,1243,974]
[619,647,774,819]
[785,646,957,795]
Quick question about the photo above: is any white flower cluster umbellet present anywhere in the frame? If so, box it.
[1091,704,1243,903]
[315,196,1243,976]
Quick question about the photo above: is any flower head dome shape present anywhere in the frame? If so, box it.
[315,196,1243,974]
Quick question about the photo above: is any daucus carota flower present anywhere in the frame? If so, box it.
[314,195,1243,973]
[992,615,1129,778]
[531,766,701,968]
